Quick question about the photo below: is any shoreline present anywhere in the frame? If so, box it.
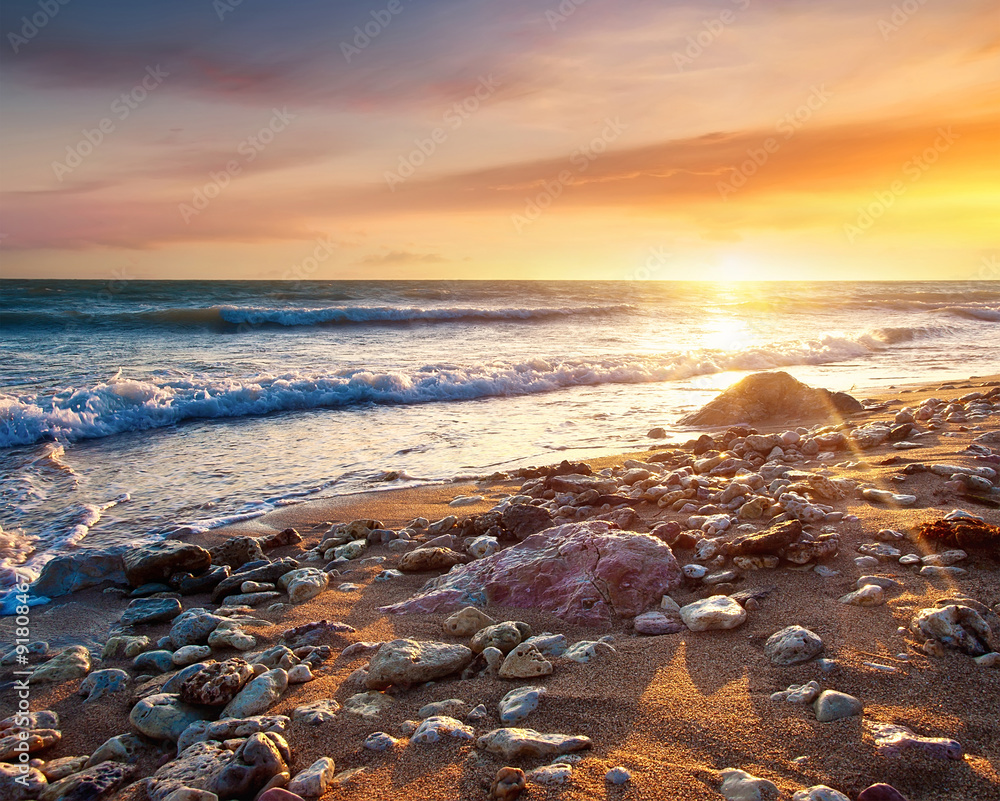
[1,370,998,801]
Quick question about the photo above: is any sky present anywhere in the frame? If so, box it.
[0,0,998,281]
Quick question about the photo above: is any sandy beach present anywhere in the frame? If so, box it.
[2,372,999,801]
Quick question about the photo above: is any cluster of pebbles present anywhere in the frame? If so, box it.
[1,381,999,801]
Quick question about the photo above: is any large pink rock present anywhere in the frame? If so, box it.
[381,521,681,625]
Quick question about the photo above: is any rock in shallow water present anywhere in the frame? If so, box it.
[383,521,682,625]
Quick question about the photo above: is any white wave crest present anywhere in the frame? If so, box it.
[0,327,942,449]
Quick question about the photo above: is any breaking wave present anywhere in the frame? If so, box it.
[0,326,944,448]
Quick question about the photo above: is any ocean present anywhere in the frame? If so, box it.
[1,280,998,606]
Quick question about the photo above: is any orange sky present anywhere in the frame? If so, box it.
[1,0,998,280]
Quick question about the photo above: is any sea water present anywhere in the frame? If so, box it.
[1,279,997,598]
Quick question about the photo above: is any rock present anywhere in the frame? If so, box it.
[398,547,466,572]
[477,728,592,760]
[839,585,885,607]
[287,757,335,798]
[856,784,910,801]
[792,787,850,801]
[909,604,996,656]
[173,645,213,666]
[468,536,499,559]
[343,691,394,718]
[39,756,87,781]
[120,597,183,626]
[499,644,553,679]
[0,728,60,761]
[764,626,824,665]
[207,622,256,651]
[169,609,227,649]
[163,790,219,801]
[563,640,616,663]
[175,715,290,754]
[633,610,684,635]
[124,541,211,588]
[719,768,779,801]
[30,645,91,683]
[489,767,525,801]
[499,686,545,723]
[680,596,747,631]
[211,558,300,603]
[726,520,802,557]
[31,546,128,598]
[287,663,313,683]
[293,699,340,725]
[221,668,287,718]
[257,790,304,801]
[146,733,288,801]
[175,565,230,595]
[864,720,962,759]
[974,652,1000,667]
[861,489,917,507]
[410,716,474,744]
[79,669,129,702]
[526,763,572,785]
[813,690,862,721]
[280,619,356,650]
[365,639,474,689]
[383,521,682,625]
[606,766,631,785]
[37,761,131,801]
[277,568,329,604]
[0,763,46,800]
[134,650,175,674]
[209,536,266,568]
[770,680,821,704]
[363,732,398,751]
[471,622,531,655]
[177,658,254,706]
[102,634,151,659]
[501,504,554,540]
[680,372,862,426]
[85,733,154,767]
[522,633,568,657]
[443,607,495,637]
[130,693,216,741]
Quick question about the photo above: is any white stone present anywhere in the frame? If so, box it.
[679,596,747,632]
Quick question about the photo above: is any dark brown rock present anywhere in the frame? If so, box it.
[123,541,211,588]
[209,536,266,568]
[501,504,554,540]
[679,371,863,426]
[725,520,802,557]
